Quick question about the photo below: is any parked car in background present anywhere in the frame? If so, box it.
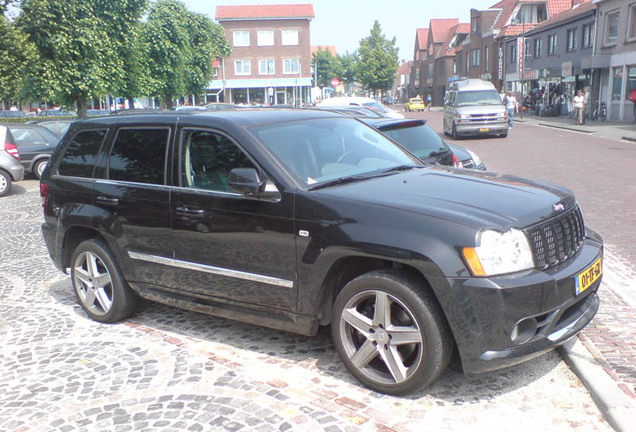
[41,109,602,395]
[316,97,404,119]
[4,123,60,179]
[0,125,24,197]
[86,109,111,116]
[404,98,425,112]
[204,103,240,111]
[38,109,77,118]
[0,110,25,118]
[26,119,75,138]
[382,95,395,105]
[443,79,508,139]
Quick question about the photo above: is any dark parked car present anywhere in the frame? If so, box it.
[0,125,24,197]
[4,123,60,179]
[446,142,487,170]
[26,119,75,138]
[41,109,602,395]
[37,109,76,117]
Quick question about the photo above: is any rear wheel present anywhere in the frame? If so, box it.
[332,270,452,395]
[0,170,12,197]
[71,239,137,323]
[33,158,48,180]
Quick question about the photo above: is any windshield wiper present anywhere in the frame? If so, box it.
[381,165,417,174]
[308,175,370,191]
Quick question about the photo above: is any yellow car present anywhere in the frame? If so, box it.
[405,98,425,111]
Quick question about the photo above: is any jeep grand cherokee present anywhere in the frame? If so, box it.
[40,110,602,395]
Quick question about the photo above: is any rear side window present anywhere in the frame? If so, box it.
[58,129,107,178]
[11,128,48,145]
[108,128,169,185]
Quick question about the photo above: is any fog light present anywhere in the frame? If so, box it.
[510,317,538,345]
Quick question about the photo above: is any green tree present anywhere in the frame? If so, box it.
[312,47,337,88]
[143,0,230,108]
[356,21,398,96]
[334,52,357,94]
[0,16,37,108]
[18,0,147,116]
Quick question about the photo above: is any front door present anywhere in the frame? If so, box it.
[170,127,297,311]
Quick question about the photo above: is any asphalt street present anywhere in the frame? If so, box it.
[0,112,631,431]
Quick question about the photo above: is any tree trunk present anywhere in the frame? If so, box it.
[76,97,87,118]
[164,93,174,110]
[127,96,135,110]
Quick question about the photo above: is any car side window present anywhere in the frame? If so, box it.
[181,129,255,192]
[58,129,107,178]
[11,128,47,145]
[108,128,169,185]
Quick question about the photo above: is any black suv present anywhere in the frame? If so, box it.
[41,110,602,395]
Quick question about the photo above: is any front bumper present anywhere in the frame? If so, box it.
[443,230,603,375]
[455,121,508,136]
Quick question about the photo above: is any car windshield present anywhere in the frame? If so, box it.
[361,101,389,113]
[250,117,420,188]
[410,99,423,104]
[457,90,502,106]
[379,122,450,159]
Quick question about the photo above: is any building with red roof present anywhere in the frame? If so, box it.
[211,4,315,106]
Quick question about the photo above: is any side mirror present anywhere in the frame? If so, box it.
[228,168,266,195]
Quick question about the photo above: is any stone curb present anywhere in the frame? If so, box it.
[559,337,636,432]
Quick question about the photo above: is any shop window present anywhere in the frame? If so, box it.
[567,29,577,52]
[604,11,619,45]
[233,31,250,47]
[257,30,274,47]
[582,23,594,48]
[627,67,636,100]
[612,67,623,101]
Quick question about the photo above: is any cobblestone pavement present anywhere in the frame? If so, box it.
[0,180,615,431]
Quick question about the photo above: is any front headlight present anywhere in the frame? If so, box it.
[466,149,483,167]
[462,229,535,276]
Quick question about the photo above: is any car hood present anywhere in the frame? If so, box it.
[317,166,575,230]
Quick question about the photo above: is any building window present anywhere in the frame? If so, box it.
[534,37,542,57]
[283,58,299,74]
[471,49,480,67]
[484,46,489,70]
[453,59,457,74]
[211,67,219,77]
[281,29,299,46]
[233,31,250,47]
[548,34,557,55]
[628,4,636,41]
[612,67,623,100]
[234,60,251,76]
[258,59,275,75]
[582,23,594,47]
[627,66,636,100]
[509,44,517,63]
[605,11,619,45]
[257,30,274,46]
[471,18,481,35]
[566,29,577,51]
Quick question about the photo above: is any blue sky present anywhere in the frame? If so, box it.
[181,0,499,60]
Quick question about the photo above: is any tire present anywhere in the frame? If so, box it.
[70,239,138,323]
[33,158,48,180]
[499,130,508,138]
[331,270,452,395]
[0,169,12,197]
[452,123,459,140]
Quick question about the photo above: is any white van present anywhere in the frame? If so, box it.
[443,79,508,138]
[317,97,404,119]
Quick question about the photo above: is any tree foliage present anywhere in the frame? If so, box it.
[143,0,230,108]
[356,21,398,95]
[17,0,148,116]
[0,16,37,106]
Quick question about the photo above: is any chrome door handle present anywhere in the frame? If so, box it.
[96,196,119,206]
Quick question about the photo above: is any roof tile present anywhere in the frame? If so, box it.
[216,4,315,20]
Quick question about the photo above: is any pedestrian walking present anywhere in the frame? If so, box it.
[504,91,518,129]
[573,90,585,125]
[582,87,590,124]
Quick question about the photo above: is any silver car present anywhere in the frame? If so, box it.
[443,79,508,139]
[0,125,25,197]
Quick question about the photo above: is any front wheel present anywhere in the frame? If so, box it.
[33,158,48,180]
[331,270,452,395]
[70,239,137,323]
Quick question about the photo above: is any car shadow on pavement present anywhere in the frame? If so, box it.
[46,277,563,402]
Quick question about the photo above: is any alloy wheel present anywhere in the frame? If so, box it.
[73,251,114,316]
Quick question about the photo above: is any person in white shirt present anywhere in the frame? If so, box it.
[504,92,518,129]
[573,90,585,125]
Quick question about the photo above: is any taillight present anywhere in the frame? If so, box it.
[453,153,459,167]
[4,141,20,161]
[40,182,49,211]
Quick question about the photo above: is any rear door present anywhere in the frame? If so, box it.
[9,126,57,167]
[170,126,297,311]
[93,123,175,286]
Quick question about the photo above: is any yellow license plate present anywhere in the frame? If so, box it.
[479,128,490,132]
[576,257,602,295]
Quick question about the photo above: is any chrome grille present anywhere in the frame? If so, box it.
[525,206,585,269]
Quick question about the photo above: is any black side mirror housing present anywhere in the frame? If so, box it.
[228,168,266,195]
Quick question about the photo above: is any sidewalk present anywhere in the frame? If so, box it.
[514,113,636,143]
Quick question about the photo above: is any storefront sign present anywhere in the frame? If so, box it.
[518,38,524,77]
[561,61,573,77]
[498,47,503,80]
[521,70,537,80]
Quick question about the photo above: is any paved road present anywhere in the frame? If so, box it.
[0,173,614,431]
